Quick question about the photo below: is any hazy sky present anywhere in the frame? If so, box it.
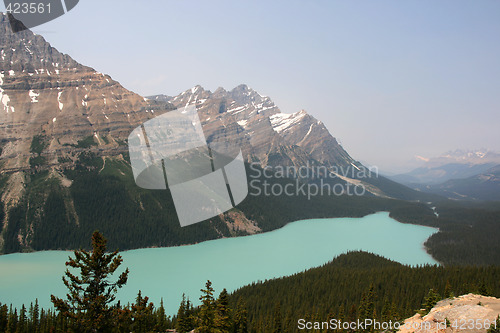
[2,0,499,173]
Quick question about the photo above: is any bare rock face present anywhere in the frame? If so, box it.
[0,13,155,172]
[399,294,500,333]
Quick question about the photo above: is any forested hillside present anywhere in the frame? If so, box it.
[228,251,500,332]
[3,150,500,266]
[389,200,500,266]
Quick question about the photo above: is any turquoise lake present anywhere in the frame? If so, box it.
[0,212,438,314]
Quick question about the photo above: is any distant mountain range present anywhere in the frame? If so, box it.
[390,149,500,185]
[388,150,500,201]
[426,149,500,166]
[413,164,500,201]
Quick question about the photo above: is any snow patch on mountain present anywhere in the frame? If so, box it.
[237,120,248,128]
[0,72,13,113]
[270,110,307,133]
[57,91,63,111]
[228,105,246,114]
[29,90,40,103]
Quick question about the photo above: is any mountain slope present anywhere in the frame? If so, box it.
[0,12,166,215]
[0,13,154,166]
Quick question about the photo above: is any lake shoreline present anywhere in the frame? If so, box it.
[0,210,440,261]
[0,212,439,314]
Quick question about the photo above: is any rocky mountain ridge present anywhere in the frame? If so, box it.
[0,13,157,168]
[147,84,355,170]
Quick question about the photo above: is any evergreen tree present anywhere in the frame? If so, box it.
[381,298,391,322]
[154,298,169,332]
[0,304,8,332]
[338,303,345,322]
[51,231,129,333]
[347,304,357,322]
[176,294,194,333]
[389,302,399,321]
[422,288,441,314]
[198,280,216,333]
[28,300,39,333]
[38,309,46,333]
[283,308,294,333]
[131,290,155,332]
[55,312,68,332]
[358,284,376,321]
[16,304,26,333]
[488,316,500,333]
[176,294,187,333]
[6,307,17,333]
[185,298,195,331]
[232,299,248,333]
[112,303,132,333]
[479,282,492,296]
[336,304,345,333]
[444,280,454,298]
[272,303,282,333]
[214,289,231,333]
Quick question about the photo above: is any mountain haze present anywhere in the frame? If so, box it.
[391,149,500,185]
[415,164,500,201]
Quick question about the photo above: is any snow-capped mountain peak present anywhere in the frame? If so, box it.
[148,85,354,169]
